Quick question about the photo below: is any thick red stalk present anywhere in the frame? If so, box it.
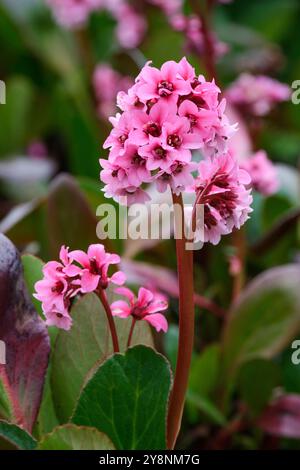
[97,288,120,353]
[167,193,195,449]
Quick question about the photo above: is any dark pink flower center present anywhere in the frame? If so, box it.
[89,258,102,275]
[51,281,64,294]
[118,134,128,145]
[147,98,158,110]
[143,121,161,137]
[187,113,198,127]
[111,169,119,177]
[167,134,182,148]
[158,80,174,97]
[132,153,145,166]
[154,146,167,159]
[56,312,63,318]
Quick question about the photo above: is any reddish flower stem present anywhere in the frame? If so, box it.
[127,317,137,348]
[190,0,218,81]
[167,193,195,449]
[97,288,120,353]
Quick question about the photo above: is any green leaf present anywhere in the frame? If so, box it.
[186,392,226,426]
[222,265,300,382]
[22,254,44,319]
[0,76,34,156]
[189,344,220,398]
[38,424,114,450]
[73,345,172,450]
[46,173,101,257]
[237,359,280,415]
[51,293,153,423]
[0,421,36,450]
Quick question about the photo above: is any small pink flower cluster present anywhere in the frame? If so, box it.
[101,57,236,206]
[193,152,253,245]
[226,73,290,117]
[34,244,169,333]
[46,0,104,29]
[170,14,228,59]
[34,244,125,330]
[241,150,279,196]
[111,287,168,332]
[93,64,133,119]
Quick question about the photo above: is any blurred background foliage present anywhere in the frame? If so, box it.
[0,0,300,450]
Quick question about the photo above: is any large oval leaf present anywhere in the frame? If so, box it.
[73,345,172,450]
[0,234,50,432]
[51,293,154,423]
[38,424,114,450]
[222,265,300,380]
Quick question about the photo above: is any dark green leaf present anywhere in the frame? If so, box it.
[73,345,172,450]
[0,420,36,450]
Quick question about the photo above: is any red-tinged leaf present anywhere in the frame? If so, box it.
[258,394,300,439]
[0,234,50,432]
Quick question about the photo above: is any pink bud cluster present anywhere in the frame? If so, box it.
[226,73,290,117]
[101,57,237,206]
[34,244,169,332]
[93,64,133,120]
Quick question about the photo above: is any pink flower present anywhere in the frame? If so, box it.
[155,161,197,194]
[111,287,168,332]
[45,306,73,331]
[115,4,147,49]
[46,0,101,29]
[93,64,133,119]
[70,244,126,292]
[103,185,151,205]
[241,150,279,196]
[226,73,290,117]
[170,14,228,60]
[136,60,191,104]
[103,112,133,159]
[161,116,203,161]
[193,152,253,245]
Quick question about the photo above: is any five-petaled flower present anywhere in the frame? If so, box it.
[111,287,169,333]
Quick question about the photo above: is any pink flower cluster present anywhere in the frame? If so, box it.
[226,73,290,117]
[170,14,228,59]
[93,64,133,119]
[241,150,279,196]
[34,244,169,333]
[34,244,125,330]
[101,57,236,205]
[111,287,168,332]
[46,0,105,29]
[193,152,253,245]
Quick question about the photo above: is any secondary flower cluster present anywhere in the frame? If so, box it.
[241,150,279,196]
[93,64,133,119]
[34,244,168,332]
[226,73,290,117]
[101,57,236,206]
[193,152,253,245]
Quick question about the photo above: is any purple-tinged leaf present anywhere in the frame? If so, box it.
[0,234,50,432]
[258,394,300,439]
